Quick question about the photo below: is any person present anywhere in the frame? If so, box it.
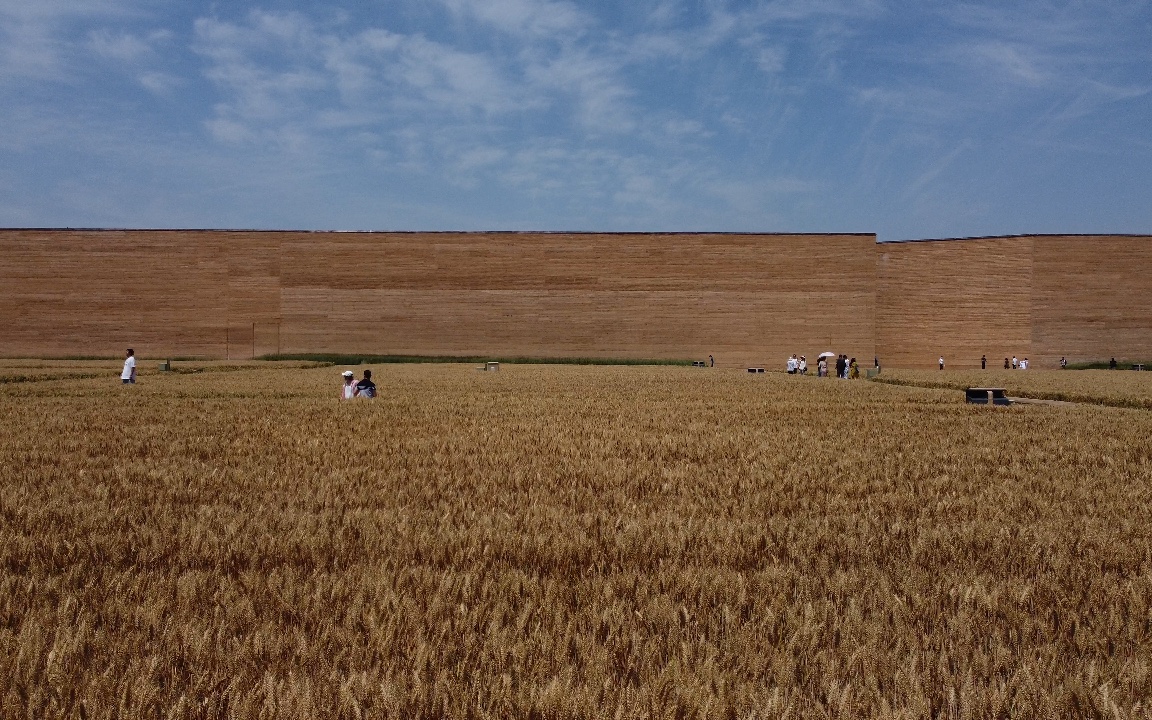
[340,370,356,400]
[708,355,714,368]
[799,356,807,375]
[1110,357,1117,370]
[981,355,987,370]
[121,348,136,384]
[849,357,860,379]
[1021,357,1029,370]
[939,356,944,370]
[817,357,827,377]
[354,369,376,398]
[1060,357,1067,369]
[835,355,845,379]
[1011,356,1018,369]
[1004,357,1010,369]
[786,355,797,374]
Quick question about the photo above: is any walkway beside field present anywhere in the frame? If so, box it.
[1004,396,1079,407]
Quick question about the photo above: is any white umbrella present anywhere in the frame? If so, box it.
[817,351,836,359]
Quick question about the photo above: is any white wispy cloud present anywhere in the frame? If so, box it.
[0,0,142,81]
[87,29,152,61]
[193,10,544,146]
[435,0,591,38]
[525,48,635,132]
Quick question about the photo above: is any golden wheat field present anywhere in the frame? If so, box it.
[2,361,1151,719]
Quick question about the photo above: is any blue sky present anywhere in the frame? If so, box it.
[1,0,1149,240]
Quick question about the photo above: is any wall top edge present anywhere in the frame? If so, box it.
[5,229,1149,242]
[0,227,877,238]
[882,233,1152,244]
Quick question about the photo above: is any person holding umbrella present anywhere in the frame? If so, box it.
[817,351,835,377]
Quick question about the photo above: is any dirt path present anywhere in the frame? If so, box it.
[1005,396,1079,407]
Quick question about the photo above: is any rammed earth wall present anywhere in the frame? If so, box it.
[876,235,1152,368]
[1,230,1148,368]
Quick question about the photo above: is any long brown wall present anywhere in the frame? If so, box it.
[1032,236,1152,365]
[3,230,1148,368]
[876,237,1034,369]
[0,230,283,359]
[876,235,1152,368]
[0,230,877,368]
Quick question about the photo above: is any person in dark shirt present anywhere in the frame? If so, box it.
[981,355,987,369]
[354,369,377,398]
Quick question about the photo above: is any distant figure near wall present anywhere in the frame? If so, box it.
[981,355,987,370]
[939,356,945,370]
[121,349,136,385]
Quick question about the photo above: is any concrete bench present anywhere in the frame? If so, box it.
[966,387,1011,406]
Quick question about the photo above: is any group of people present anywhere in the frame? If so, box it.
[797,353,858,378]
[951,354,1035,370]
[785,354,808,375]
[119,349,382,399]
[341,369,377,399]
[978,355,1031,370]
[832,354,859,379]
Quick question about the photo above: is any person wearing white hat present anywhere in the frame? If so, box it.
[340,370,356,400]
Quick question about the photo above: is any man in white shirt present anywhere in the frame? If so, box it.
[121,349,136,384]
[786,355,797,374]
[798,356,807,375]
